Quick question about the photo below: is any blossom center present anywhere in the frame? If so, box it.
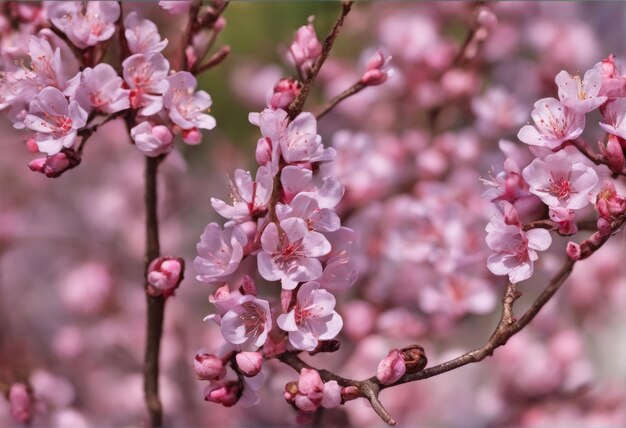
[548,177,572,199]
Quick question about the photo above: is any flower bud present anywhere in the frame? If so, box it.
[25,137,39,153]
[255,137,273,165]
[194,352,226,381]
[290,22,322,79]
[185,45,197,70]
[597,217,612,236]
[28,149,81,178]
[376,349,406,385]
[235,351,263,377]
[182,128,202,145]
[361,49,392,86]
[605,135,625,173]
[476,7,497,28]
[549,207,578,235]
[596,180,626,219]
[341,386,360,401]
[203,381,241,407]
[267,78,301,109]
[400,344,428,373]
[601,54,618,79]
[9,383,33,424]
[566,242,581,261]
[147,256,185,298]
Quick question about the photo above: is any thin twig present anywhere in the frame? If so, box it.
[193,45,230,75]
[314,80,366,120]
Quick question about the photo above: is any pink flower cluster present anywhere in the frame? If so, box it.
[194,19,358,412]
[485,56,626,283]
[0,3,216,174]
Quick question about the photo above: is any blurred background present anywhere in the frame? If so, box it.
[2,1,626,427]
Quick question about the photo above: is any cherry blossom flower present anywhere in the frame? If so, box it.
[124,11,168,55]
[517,98,585,149]
[486,206,552,284]
[555,67,607,113]
[549,207,578,235]
[599,98,626,140]
[194,223,247,283]
[211,166,273,223]
[122,53,170,116]
[258,218,331,290]
[277,281,343,351]
[218,295,272,348]
[163,71,216,131]
[522,150,599,209]
[279,112,335,164]
[46,1,120,49]
[276,193,341,233]
[71,64,130,114]
[24,86,87,154]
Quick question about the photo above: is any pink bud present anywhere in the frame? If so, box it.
[549,207,578,235]
[25,137,39,153]
[182,128,202,145]
[566,242,581,261]
[376,349,406,385]
[235,351,263,377]
[601,54,618,79]
[267,78,301,109]
[203,381,241,407]
[597,217,612,236]
[194,352,226,381]
[605,135,625,173]
[146,256,185,298]
[239,275,257,296]
[361,49,392,86]
[210,284,231,303]
[213,16,226,33]
[341,386,360,401]
[476,7,497,28]
[9,383,32,424]
[502,201,521,226]
[185,45,197,70]
[255,137,273,165]
[298,368,324,397]
[28,149,81,178]
[321,380,341,409]
[596,180,626,219]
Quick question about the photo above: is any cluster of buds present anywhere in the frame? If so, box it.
[283,368,341,413]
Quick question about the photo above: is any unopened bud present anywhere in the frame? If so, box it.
[182,128,202,145]
[566,242,581,261]
[194,352,226,381]
[267,78,301,109]
[597,217,612,236]
[203,381,241,407]
[605,135,625,173]
[147,256,185,298]
[341,386,360,401]
[235,351,263,377]
[476,7,497,28]
[601,54,618,79]
[361,49,392,86]
[255,137,273,165]
[376,349,406,385]
[28,149,81,178]
[9,383,33,424]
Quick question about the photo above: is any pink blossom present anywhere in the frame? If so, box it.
[24,86,87,154]
[122,53,170,116]
[258,218,331,290]
[47,1,120,49]
[219,295,272,348]
[124,11,168,54]
[555,67,606,113]
[280,112,335,164]
[472,87,527,135]
[158,1,191,15]
[164,71,216,132]
[486,206,552,283]
[72,64,130,114]
[595,180,626,220]
[599,98,626,140]
[318,227,358,291]
[522,150,599,209]
[277,281,343,351]
[602,134,625,173]
[146,256,184,298]
[566,241,581,261]
[9,383,33,424]
[235,351,263,377]
[194,352,226,381]
[211,166,273,222]
[194,223,247,283]
[517,98,585,149]
[361,49,393,86]
[130,121,174,158]
[376,349,406,385]
[276,193,341,233]
[290,23,322,78]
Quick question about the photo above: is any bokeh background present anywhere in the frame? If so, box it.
[2,1,626,427]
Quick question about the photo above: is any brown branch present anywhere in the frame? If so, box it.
[181,0,202,71]
[143,155,165,427]
[314,80,366,120]
[287,1,354,119]
[193,45,230,75]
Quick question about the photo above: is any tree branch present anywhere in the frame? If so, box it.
[143,155,165,427]
[314,80,366,120]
